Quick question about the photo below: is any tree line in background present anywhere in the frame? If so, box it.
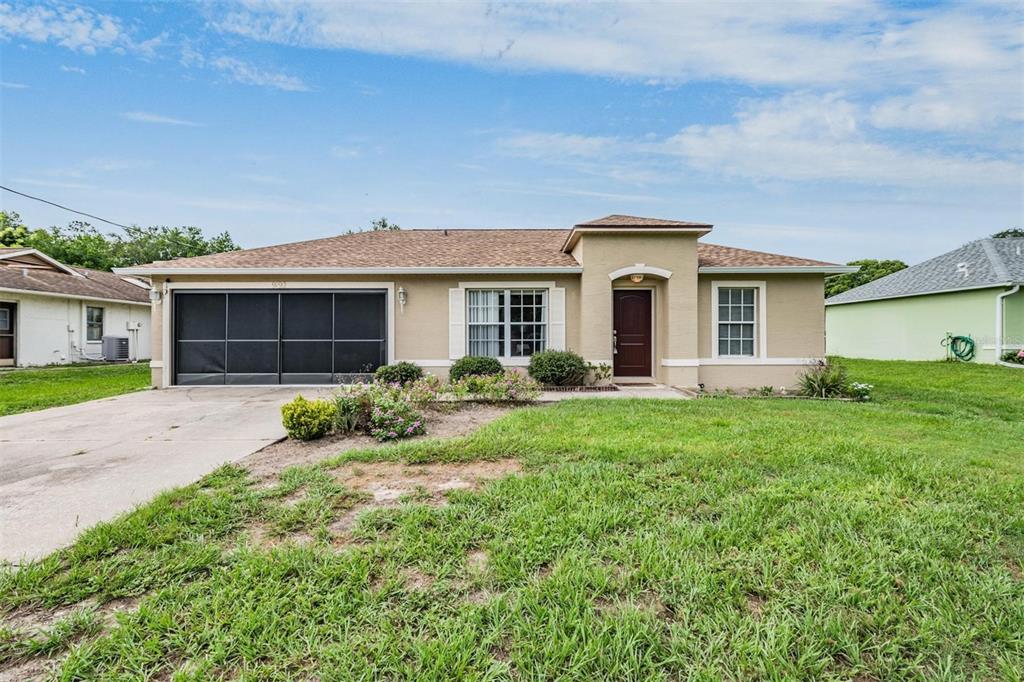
[0,212,402,272]
[0,210,240,271]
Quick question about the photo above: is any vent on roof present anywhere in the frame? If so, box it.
[956,262,970,279]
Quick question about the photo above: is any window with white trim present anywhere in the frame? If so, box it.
[86,306,104,342]
[467,288,546,358]
[717,288,755,356]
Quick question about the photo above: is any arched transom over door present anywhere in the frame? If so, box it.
[613,289,652,377]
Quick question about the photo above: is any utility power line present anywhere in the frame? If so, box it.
[1,184,133,229]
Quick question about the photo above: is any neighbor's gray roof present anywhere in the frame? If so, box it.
[827,238,1024,305]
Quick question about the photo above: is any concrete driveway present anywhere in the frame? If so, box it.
[0,387,331,564]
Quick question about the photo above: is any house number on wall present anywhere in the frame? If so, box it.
[271,281,287,288]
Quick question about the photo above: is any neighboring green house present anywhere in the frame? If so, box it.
[826,238,1024,364]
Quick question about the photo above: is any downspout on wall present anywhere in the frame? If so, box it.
[996,284,1022,368]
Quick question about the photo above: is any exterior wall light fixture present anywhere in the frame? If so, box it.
[630,274,645,283]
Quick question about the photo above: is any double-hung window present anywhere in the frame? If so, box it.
[467,288,546,359]
[86,306,104,342]
[717,287,755,356]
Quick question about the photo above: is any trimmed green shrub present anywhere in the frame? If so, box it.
[449,355,503,382]
[528,350,587,386]
[281,395,337,441]
[374,361,424,386]
[369,396,425,441]
[798,362,849,398]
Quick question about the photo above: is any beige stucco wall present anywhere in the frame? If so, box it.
[697,273,826,358]
[577,233,700,386]
[148,273,579,387]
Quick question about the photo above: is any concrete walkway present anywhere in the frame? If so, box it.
[0,387,331,563]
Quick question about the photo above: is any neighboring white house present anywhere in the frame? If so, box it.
[0,248,152,367]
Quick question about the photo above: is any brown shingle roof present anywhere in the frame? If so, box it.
[575,214,713,227]
[129,229,580,270]
[121,228,837,272]
[697,243,835,267]
[0,264,150,302]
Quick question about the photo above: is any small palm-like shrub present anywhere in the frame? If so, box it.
[528,350,587,386]
[798,362,850,398]
[449,356,503,382]
[374,361,424,386]
[281,396,337,441]
[333,394,363,433]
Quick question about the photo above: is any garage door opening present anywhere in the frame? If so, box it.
[173,290,387,385]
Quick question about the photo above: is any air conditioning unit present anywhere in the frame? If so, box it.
[101,336,130,362]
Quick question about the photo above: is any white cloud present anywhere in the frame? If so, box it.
[209,56,309,92]
[1,80,28,88]
[495,94,1022,189]
[330,146,360,159]
[664,94,1020,187]
[120,111,202,127]
[0,2,159,55]
[60,64,86,75]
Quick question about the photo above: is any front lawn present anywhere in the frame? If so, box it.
[0,363,150,416]
[1,359,1021,679]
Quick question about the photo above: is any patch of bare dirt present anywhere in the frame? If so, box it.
[0,596,142,678]
[242,403,513,482]
[327,459,521,543]
[745,593,766,619]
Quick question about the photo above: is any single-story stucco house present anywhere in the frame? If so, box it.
[0,247,152,366]
[116,215,855,390]
[826,238,1024,364]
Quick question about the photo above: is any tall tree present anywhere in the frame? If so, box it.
[0,211,240,270]
[369,217,400,231]
[991,228,1024,238]
[825,259,908,298]
[0,210,30,247]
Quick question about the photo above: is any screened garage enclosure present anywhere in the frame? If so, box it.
[173,290,388,385]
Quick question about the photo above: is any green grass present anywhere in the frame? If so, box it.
[0,363,150,416]
[1,359,1021,679]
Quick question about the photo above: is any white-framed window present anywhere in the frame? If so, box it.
[716,287,756,356]
[466,288,547,358]
[0,308,9,332]
[86,306,104,342]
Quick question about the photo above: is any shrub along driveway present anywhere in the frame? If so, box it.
[0,359,1020,679]
[0,387,331,563]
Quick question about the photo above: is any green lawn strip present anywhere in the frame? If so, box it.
[1,362,1022,678]
[0,363,151,416]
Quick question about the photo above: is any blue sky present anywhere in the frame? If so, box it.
[1,1,1021,264]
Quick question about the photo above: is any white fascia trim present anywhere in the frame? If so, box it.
[115,266,584,276]
[826,282,1020,306]
[0,286,149,307]
[0,248,83,276]
[700,266,858,274]
[607,264,673,280]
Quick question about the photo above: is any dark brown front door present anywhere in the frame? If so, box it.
[0,302,15,366]
[613,290,652,376]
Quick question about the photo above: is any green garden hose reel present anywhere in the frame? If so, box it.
[942,333,976,362]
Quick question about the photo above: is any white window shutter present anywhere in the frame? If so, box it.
[449,288,466,359]
[549,287,566,350]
